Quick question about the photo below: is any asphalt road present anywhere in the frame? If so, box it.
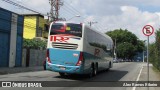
[0,62,158,90]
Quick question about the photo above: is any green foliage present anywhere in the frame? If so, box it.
[23,38,47,50]
[106,29,138,45]
[106,29,145,60]
[149,30,160,71]
[117,42,136,59]
[136,40,145,52]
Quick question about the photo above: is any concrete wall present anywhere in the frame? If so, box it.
[22,49,46,67]
[9,13,18,67]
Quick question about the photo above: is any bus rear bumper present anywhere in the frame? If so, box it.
[46,62,83,74]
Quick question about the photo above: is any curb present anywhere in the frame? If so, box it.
[0,66,44,75]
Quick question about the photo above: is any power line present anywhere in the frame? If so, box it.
[2,0,47,16]
[62,1,106,30]
[2,0,105,32]
[63,4,80,15]
[0,13,46,30]
[63,1,82,16]
[1,0,48,24]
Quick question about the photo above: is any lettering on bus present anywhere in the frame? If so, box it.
[94,49,100,56]
[50,36,69,42]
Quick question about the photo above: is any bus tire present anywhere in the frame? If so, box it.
[89,65,94,78]
[59,72,65,77]
[106,62,111,71]
[93,64,98,76]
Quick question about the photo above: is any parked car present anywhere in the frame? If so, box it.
[113,58,118,63]
[118,59,123,62]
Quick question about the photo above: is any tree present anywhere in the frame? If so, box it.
[136,40,145,52]
[106,29,138,45]
[106,29,145,60]
[117,42,136,59]
[149,29,160,71]
[149,43,156,66]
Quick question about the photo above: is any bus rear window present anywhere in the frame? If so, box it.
[50,23,82,37]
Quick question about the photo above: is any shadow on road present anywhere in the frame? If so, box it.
[54,69,128,81]
[91,70,128,81]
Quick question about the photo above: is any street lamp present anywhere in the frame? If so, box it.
[67,15,80,21]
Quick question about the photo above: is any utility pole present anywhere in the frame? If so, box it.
[88,21,97,27]
[49,0,63,21]
[114,39,117,60]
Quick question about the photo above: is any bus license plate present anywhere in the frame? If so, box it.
[59,67,66,70]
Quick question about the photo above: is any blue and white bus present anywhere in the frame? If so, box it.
[46,21,113,77]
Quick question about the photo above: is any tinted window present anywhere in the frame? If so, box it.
[50,23,82,37]
[86,28,113,52]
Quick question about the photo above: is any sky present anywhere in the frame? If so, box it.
[0,0,160,43]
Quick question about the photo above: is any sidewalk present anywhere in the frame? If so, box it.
[136,63,160,90]
[0,66,44,75]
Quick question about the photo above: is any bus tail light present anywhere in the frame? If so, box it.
[46,49,51,63]
[76,52,84,66]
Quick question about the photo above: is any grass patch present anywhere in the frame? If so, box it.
[152,66,160,72]
[152,66,160,79]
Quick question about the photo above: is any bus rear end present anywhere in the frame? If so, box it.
[46,22,84,75]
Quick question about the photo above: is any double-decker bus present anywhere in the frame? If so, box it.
[46,21,113,77]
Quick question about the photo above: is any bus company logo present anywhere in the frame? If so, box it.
[50,35,80,42]
[94,49,100,56]
[2,82,11,87]
[50,35,69,42]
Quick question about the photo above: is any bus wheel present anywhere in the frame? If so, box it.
[59,72,65,77]
[93,65,98,76]
[106,62,111,71]
[89,66,94,78]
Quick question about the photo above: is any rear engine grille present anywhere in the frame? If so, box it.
[52,42,78,49]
